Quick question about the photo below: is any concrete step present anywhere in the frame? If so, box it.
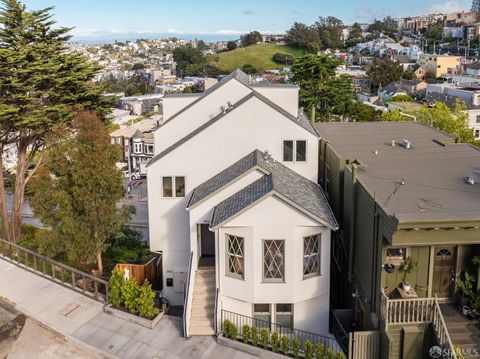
[190,315,214,325]
[189,323,215,336]
[446,323,480,334]
[193,285,215,294]
[191,306,214,316]
[193,292,215,301]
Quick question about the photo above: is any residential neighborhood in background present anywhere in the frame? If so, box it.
[1,1,480,359]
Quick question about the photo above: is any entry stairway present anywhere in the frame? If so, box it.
[440,304,480,359]
[189,266,215,336]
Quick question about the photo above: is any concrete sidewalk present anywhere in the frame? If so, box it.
[0,259,256,359]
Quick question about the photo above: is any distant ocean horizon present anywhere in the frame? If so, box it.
[71,33,243,45]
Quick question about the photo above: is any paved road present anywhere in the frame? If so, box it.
[6,193,150,241]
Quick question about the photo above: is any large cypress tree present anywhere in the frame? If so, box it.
[0,0,110,243]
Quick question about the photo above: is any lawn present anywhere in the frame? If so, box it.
[208,44,304,73]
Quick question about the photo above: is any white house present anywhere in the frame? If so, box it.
[147,70,338,338]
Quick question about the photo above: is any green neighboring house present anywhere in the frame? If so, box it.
[315,121,480,359]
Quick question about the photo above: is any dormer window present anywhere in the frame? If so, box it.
[283,140,307,162]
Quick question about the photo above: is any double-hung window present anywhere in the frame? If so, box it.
[162,176,185,198]
[226,234,244,279]
[275,304,293,329]
[263,240,285,282]
[303,234,321,278]
[253,304,271,325]
[283,140,307,162]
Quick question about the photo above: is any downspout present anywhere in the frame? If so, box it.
[371,195,380,314]
[348,164,358,283]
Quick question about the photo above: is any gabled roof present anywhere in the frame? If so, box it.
[189,150,338,230]
[162,69,250,125]
[147,91,318,167]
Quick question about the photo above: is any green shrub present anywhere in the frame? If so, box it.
[251,326,258,346]
[135,279,159,319]
[229,323,238,340]
[336,351,345,359]
[223,320,232,337]
[121,277,140,315]
[304,339,314,359]
[261,328,269,349]
[108,268,124,308]
[316,343,326,358]
[271,332,279,352]
[292,336,300,358]
[281,335,289,356]
[242,325,250,344]
[326,348,335,359]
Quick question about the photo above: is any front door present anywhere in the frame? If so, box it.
[432,247,455,298]
[200,224,215,257]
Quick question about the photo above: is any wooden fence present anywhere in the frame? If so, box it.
[114,257,157,285]
[348,331,379,359]
[0,238,108,303]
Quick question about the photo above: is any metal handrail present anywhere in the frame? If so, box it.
[183,251,194,338]
[221,309,342,354]
[0,238,108,303]
[213,287,219,334]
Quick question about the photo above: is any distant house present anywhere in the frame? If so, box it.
[118,94,164,116]
[378,79,426,101]
[317,121,480,358]
[418,54,461,78]
[109,117,160,172]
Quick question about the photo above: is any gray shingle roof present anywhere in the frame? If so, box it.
[200,150,338,230]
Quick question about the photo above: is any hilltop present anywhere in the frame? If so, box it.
[208,44,304,73]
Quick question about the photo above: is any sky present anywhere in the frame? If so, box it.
[21,0,472,43]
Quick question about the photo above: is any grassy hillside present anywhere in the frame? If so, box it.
[208,44,304,73]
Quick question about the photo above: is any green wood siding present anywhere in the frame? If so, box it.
[381,247,431,298]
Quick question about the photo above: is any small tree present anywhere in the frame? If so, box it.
[251,326,258,346]
[304,340,314,359]
[136,280,159,319]
[227,41,237,51]
[281,335,289,355]
[292,336,300,358]
[108,268,124,308]
[399,256,418,284]
[30,112,133,275]
[261,329,269,349]
[271,332,280,352]
[316,343,326,358]
[242,325,250,344]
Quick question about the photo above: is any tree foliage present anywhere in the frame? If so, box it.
[29,112,133,274]
[345,23,363,48]
[291,54,354,121]
[227,41,237,51]
[100,74,155,96]
[173,44,221,76]
[0,0,110,244]
[241,31,263,47]
[366,58,404,91]
[286,17,344,52]
[286,22,319,52]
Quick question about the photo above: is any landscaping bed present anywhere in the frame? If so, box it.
[104,304,163,329]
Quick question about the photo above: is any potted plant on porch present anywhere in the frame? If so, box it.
[456,271,475,308]
[398,256,418,293]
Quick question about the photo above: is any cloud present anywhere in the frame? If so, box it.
[429,1,469,13]
[244,10,254,15]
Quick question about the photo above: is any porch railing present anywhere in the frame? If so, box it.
[0,238,108,303]
[380,290,457,359]
[183,251,194,338]
[331,309,351,353]
[221,309,343,354]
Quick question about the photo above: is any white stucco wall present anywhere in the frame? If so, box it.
[154,79,251,153]
[147,80,320,306]
[217,195,331,335]
[252,86,299,117]
[162,95,201,121]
